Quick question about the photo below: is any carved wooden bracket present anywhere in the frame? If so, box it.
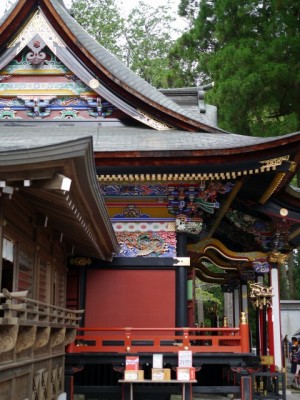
[50,327,66,348]
[0,325,18,353]
[33,326,51,350]
[65,328,77,346]
[16,325,37,353]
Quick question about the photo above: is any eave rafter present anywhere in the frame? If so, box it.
[36,2,219,132]
[195,266,227,284]
[188,238,268,264]
[97,156,294,184]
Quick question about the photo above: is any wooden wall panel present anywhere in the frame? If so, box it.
[85,269,176,328]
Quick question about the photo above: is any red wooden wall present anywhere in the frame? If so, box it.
[85,269,176,328]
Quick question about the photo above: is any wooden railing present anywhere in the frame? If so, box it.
[0,289,83,328]
[66,323,250,354]
[0,289,83,353]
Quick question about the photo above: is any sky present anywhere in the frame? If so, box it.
[0,0,184,19]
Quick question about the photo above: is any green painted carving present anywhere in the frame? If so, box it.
[0,108,21,119]
[4,48,69,74]
[57,108,83,119]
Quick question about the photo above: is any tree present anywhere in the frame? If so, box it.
[70,0,125,60]
[124,1,179,88]
[174,0,300,136]
[71,0,180,88]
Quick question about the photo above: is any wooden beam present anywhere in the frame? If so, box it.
[0,168,57,182]
[33,173,72,191]
[288,226,300,241]
[207,179,244,238]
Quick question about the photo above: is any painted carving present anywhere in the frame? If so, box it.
[136,109,172,130]
[252,259,270,274]
[116,231,177,257]
[268,251,288,265]
[167,182,232,217]
[0,95,116,120]
[224,209,282,251]
[69,257,92,266]
[85,97,113,117]
[25,98,52,118]
[4,51,68,74]
[113,221,175,232]
[0,81,91,96]
[0,108,20,119]
[57,108,82,119]
[249,282,274,309]
[100,183,168,197]
[9,11,65,53]
[113,205,150,219]
[176,215,203,235]
[26,37,47,65]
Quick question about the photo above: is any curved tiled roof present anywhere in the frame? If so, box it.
[48,0,217,128]
[0,122,299,154]
[0,0,226,132]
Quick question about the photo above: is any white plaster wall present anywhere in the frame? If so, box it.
[280,300,300,339]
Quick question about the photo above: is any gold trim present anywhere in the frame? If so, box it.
[135,109,173,130]
[259,156,290,170]
[98,156,292,183]
[268,251,288,265]
[259,172,286,204]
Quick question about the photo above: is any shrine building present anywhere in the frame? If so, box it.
[0,1,300,399]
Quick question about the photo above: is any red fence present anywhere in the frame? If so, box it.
[66,324,250,354]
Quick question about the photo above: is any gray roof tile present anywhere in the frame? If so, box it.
[47,0,213,127]
[0,122,296,153]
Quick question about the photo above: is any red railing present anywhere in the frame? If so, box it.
[66,323,250,354]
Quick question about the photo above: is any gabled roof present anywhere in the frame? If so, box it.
[0,136,119,259]
[1,0,300,258]
[0,0,224,132]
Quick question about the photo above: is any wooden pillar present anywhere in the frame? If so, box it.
[233,288,240,327]
[0,197,3,290]
[241,374,252,400]
[176,232,188,327]
[78,267,87,327]
[241,282,249,319]
[270,263,283,370]
[64,367,75,400]
[255,276,264,356]
[224,292,234,327]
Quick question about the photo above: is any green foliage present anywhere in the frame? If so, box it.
[71,0,180,88]
[195,266,224,327]
[178,0,199,26]
[294,254,300,300]
[125,1,179,88]
[175,0,300,135]
[71,0,125,60]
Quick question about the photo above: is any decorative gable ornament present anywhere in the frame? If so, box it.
[9,10,65,54]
